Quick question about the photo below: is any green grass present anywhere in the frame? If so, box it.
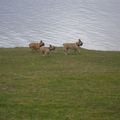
[0,47,120,120]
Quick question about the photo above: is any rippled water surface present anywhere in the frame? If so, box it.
[0,0,120,51]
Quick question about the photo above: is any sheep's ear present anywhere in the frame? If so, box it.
[78,39,81,42]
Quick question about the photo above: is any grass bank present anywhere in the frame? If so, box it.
[0,47,120,120]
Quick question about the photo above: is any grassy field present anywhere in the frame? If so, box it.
[0,47,120,120]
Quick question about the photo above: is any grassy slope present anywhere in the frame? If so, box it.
[0,47,120,120]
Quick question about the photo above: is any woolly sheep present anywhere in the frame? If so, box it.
[63,39,83,54]
[40,44,55,56]
[29,40,45,51]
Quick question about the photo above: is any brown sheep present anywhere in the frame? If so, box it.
[40,44,55,56]
[29,40,45,51]
[63,39,83,54]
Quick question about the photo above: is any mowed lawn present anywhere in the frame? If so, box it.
[0,47,120,120]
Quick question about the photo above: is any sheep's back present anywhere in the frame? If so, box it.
[63,43,77,49]
[29,43,40,49]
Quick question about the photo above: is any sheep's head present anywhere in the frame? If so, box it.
[49,44,55,51]
[76,39,83,46]
[39,40,45,47]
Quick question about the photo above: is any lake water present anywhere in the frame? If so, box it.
[0,0,120,51]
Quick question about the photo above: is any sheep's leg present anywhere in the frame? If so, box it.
[73,48,77,54]
[30,48,33,51]
[47,51,50,56]
[31,48,36,52]
[42,53,45,56]
[42,51,45,56]
[77,48,80,53]
[35,48,40,52]
[45,51,48,56]
[64,48,68,55]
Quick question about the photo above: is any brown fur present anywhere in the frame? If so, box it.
[40,45,55,56]
[29,40,45,51]
[63,39,83,54]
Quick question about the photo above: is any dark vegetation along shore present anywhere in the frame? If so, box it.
[0,47,120,120]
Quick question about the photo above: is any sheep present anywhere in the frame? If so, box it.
[63,39,83,54]
[29,40,45,51]
[40,44,55,56]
